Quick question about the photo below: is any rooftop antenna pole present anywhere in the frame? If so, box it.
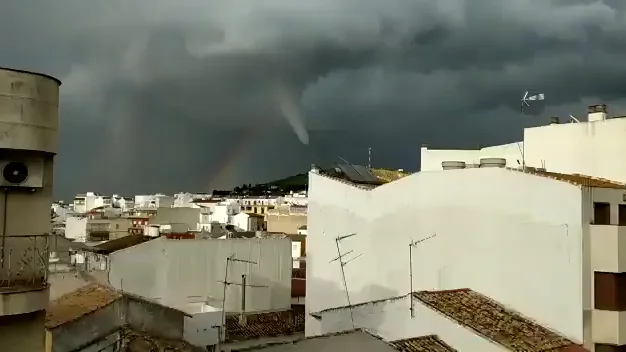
[368,148,372,169]
[519,90,545,171]
[329,233,363,328]
[218,254,266,344]
[409,234,437,318]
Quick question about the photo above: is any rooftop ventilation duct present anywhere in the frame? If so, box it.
[479,158,506,168]
[441,161,466,170]
[588,104,607,122]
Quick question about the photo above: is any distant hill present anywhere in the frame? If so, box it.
[213,167,409,197]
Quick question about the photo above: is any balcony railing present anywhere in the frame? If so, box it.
[0,234,49,292]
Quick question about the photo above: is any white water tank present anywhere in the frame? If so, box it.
[441,161,466,170]
[479,158,506,168]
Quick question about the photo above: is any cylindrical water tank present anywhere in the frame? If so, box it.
[479,157,507,168]
[0,68,61,153]
[441,161,466,170]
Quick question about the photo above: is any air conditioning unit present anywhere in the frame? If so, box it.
[0,159,44,188]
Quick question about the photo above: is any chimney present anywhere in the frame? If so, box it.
[588,104,607,122]
[550,117,559,125]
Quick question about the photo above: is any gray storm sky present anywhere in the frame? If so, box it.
[2,0,626,199]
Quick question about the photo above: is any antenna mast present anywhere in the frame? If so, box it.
[409,234,437,318]
[519,90,545,171]
[329,233,363,328]
[368,148,371,169]
[218,254,268,343]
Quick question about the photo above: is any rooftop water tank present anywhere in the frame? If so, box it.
[441,161,466,170]
[479,157,506,168]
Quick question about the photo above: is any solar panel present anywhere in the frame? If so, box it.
[352,164,380,183]
[337,164,367,183]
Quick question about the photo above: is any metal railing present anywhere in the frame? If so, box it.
[0,234,49,291]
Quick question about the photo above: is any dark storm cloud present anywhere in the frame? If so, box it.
[1,0,625,199]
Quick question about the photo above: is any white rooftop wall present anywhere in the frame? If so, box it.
[318,296,507,352]
[420,142,522,171]
[306,168,584,341]
[109,237,292,313]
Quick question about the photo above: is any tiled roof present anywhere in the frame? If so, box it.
[83,234,152,254]
[225,307,305,342]
[391,335,457,352]
[46,283,121,329]
[371,168,410,183]
[413,289,588,352]
[517,168,626,190]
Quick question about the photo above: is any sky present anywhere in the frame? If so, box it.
[3,0,626,199]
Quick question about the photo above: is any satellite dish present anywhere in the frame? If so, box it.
[3,162,29,184]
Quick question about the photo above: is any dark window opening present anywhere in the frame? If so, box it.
[595,272,626,311]
[619,204,626,226]
[595,344,626,352]
[594,202,611,225]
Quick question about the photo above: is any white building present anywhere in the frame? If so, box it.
[108,237,292,313]
[307,164,626,351]
[421,105,626,187]
[280,191,308,207]
[211,201,240,224]
[232,212,264,231]
[65,216,88,242]
[72,192,112,213]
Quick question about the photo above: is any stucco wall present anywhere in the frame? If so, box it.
[266,214,307,234]
[306,167,584,341]
[318,295,506,352]
[50,302,124,352]
[125,296,185,341]
[109,237,292,313]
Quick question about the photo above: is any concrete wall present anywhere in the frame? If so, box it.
[317,295,506,352]
[65,217,88,242]
[109,237,292,313]
[49,302,124,352]
[183,304,221,347]
[266,214,307,234]
[151,207,201,230]
[0,311,47,352]
[306,167,584,342]
[125,296,185,341]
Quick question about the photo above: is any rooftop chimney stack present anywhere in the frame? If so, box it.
[588,104,608,122]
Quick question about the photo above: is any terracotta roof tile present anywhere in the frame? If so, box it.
[46,283,121,329]
[391,335,457,352]
[516,168,626,190]
[225,307,305,342]
[413,289,588,352]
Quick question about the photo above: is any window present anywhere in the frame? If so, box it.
[594,272,626,311]
[594,202,611,225]
[619,204,626,226]
[595,344,626,352]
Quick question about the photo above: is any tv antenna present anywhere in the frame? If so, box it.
[217,254,267,343]
[518,91,545,170]
[409,234,437,318]
[329,233,363,328]
[569,114,581,123]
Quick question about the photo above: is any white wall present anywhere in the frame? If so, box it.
[233,213,251,231]
[524,118,626,184]
[65,216,88,242]
[306,168,584,342]
[183,304,222,347]
[318,295,506,352]
[420,142,522,171]
[109,237,292,313]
